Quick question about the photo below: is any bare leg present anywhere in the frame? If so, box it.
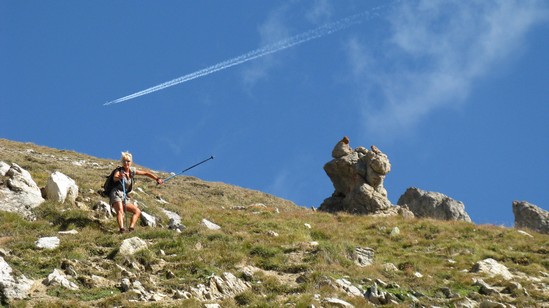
[125,203,141,230]
[112,201,126,230]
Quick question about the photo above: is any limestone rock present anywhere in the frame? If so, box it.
[187,272,251,301]
[93,201,115,219]
[353,247,374,267]
[319,137,392,215]
[0,163,44,220]
[335,278,362,297]
[331,136,352,158]
[162,209,185,231]
[397,187,472,222]
[35,237,60,250]
[323,297,354,308]
[0,161,10,176]
[202,219,221,230]
[119,237,148,256]
[140,211,157,227]
[43,269,79,290]
[471,258,513,280]
[45,171,78,204]
[512,201,549,234]
[0,257,34,303]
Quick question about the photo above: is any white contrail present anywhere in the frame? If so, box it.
[105,9,379,106]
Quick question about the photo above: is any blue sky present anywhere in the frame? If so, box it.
[2,0,547,226]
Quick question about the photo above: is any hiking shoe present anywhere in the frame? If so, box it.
[128,227,135,232]
[119,228,126,234]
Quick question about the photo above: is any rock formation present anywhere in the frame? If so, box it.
[0,162,45,220]
[44,171,78,204]
[319,137,392,214]
[513,201,549,234]
[397,187,472,222]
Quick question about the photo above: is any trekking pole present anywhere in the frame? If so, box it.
[122,176,128,230]
[163,156,215,183]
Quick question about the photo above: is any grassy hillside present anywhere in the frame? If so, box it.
[0,139,548,307]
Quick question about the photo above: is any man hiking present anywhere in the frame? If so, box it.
[109,151,163,233]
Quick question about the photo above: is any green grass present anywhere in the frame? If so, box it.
[1,138,549,307]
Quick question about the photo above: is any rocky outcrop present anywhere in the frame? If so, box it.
[0,163,45,220]
[319,137,392,214]
[0,257,34,303]
[397,187,471,222]
[44,171,78,204]
[513,201,549,234]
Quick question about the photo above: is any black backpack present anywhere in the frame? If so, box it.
[100,167,135,197]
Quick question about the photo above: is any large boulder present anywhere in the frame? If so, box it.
[397,187,472,222]
[0,257,34,303]
[0,163,45,220]
[44,171,78,204]
[513,201,549,234]
[319,137,392,215]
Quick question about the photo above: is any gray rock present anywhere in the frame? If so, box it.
[202,219,221,230]
[331,136,353,159]
[93,201,115,218]
[0,161,10,176]
[188,272,251,301]
[335,278,362,297]
[319,138,392,215]
[162,209,185,231]
[471,259,513,280]
[0,163,44,220]
[43,269,79,290]
[353,247,374,267]
[397,187,472,222]
[44,171,78,204]
[365,282,391,305]
[35,237,60,250]
[323,297,355,308]
[0,257,34,303]
[140,211,157,227]
[119,237,148,256]
[513,201,549,234]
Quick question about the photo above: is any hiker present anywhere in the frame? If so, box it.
[110,151,163,233]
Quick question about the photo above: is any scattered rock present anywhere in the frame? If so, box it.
[140,211,157,227]
[93,201,115,218]
[44,171,78,204]
[0,162,10,176]
[162,209,184,231]
[365,282,393,305]
[397,187,472,222]
[335,278,362,297]
[43,269,79,290]
[0,163,45,220]
[35,237,60,250]
[202,219,221,230]
[471,258,513,280]
[186,272,251,301]
[0,257,34,303]
[323,297,354,308]
[353,247,374,267]
[119,237,148,256]
[513,201,549,234]
[58,230,78,235]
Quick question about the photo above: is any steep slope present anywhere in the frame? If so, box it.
[0,139,548,307]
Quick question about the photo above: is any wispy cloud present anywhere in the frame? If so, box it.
[347,0,548,138]
[241,1,337,89]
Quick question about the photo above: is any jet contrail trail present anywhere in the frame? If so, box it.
[105,9,381,106]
